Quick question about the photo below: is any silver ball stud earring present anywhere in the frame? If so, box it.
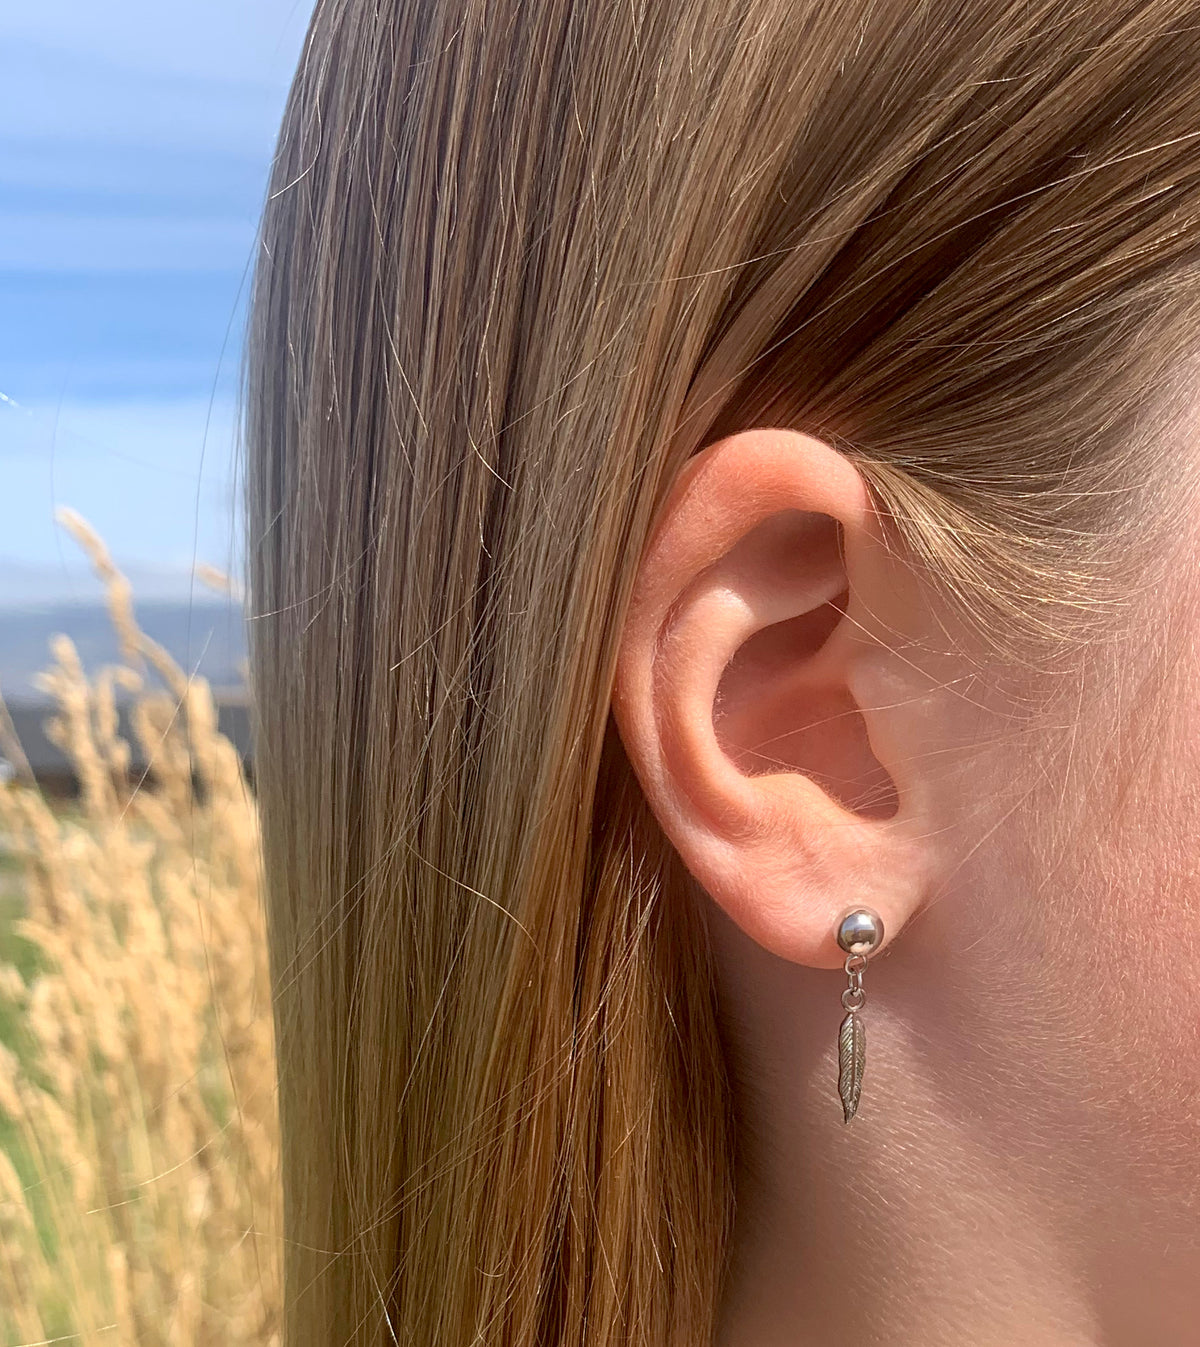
[835,907,884,1123]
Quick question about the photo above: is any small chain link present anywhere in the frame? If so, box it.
[841,952,869,1012]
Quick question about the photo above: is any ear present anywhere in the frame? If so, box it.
[612,428,947,970]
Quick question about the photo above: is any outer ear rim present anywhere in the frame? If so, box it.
[611,428,938,970]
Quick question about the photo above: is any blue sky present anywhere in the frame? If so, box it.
[0,0,313,606]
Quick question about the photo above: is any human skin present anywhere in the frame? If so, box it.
[611,427,1200,1344]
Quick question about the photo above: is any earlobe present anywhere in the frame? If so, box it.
[612,428,942,970]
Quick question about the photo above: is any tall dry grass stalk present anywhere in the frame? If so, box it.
[0,511,280,1346]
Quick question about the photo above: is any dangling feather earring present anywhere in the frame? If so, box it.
[834,908,883,1123]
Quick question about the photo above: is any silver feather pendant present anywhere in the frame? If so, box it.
[838,1011,866,1123]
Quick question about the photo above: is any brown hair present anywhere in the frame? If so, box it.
[245,2,1200,1342]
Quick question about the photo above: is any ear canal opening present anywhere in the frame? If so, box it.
[712,579,901,822]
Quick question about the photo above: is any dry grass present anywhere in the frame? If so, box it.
[0,512,280,1346]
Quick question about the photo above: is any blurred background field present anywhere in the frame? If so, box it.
[0,8,308,1336]
[0,517,279,1344]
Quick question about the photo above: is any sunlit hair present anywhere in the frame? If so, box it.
[245,2,1200,1342]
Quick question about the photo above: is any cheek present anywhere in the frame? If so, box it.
[926,610,1200,1218]
[1093,682,1200,1075]
[1015,624,1200,1179]
[1084,609,1200,1004]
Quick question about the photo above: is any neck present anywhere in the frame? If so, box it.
[704,897,1192,1347]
